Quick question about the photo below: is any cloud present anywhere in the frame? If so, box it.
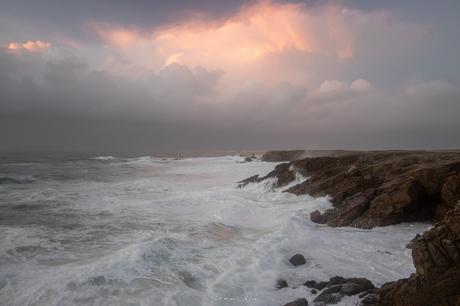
[1,1,459,151]
[318,79,374,99]
[4,40,51,53]
[350,79,374,92]
[88,1,360,84]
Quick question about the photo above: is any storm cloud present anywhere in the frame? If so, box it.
[1,0,459,153]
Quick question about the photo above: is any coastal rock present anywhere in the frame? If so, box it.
[276,279,288,289]
[245,151,460,228]
[376,202,460,306]
[238,163,296,189]
[289,254,306,266]
[306,276,375,305]
[303,280,328,290]
[283,298,308,306]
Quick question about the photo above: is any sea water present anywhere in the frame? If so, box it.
[0,154,429,306]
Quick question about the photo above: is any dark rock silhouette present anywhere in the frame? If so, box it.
[289,253,306,266]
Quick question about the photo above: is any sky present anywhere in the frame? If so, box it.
[1,0,460,153]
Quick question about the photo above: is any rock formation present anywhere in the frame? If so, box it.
[246,151,460,228]
[372,201,460,306]
[242,150,460,305]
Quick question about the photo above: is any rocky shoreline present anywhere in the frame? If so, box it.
[241,150,460,306]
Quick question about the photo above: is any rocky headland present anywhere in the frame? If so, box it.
[241,150,460,306]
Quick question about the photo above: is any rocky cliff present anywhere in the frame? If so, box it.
[374,202,460,306]
[242,150,460,306]
[251,151,460,228]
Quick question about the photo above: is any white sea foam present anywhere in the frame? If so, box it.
[91,156,116,161]
[0,156,429,306]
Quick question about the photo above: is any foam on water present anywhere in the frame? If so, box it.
[0,156,429,306]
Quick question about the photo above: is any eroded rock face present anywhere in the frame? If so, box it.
[375,202,460,306]
[243,151,460,228]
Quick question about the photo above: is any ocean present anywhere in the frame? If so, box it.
[0,154,429,306]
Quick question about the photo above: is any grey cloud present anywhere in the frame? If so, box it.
[1,48,460,153]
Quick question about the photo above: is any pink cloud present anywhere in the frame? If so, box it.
[4,40,51,53]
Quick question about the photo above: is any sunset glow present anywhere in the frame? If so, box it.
[92,1,355,76]
[5,40,51,53]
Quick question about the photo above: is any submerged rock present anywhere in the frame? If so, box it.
[283,298,308,306]
[276,279,288,289]
[289,254,306,266]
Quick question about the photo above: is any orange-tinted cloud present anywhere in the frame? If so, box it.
[5,40,51,53]
[91,1,355,75]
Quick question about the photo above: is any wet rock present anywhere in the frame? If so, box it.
[289,254,306,266]
[310,210,324,224]
[377,202,460,306]
[283,298,308,306]
[276,279,288,289]
[314,291,343,304]
[308,276,375,305]
[358,288,377,298]
[360,293,379,305]
[303,280,328,290]
[255,151,460,228]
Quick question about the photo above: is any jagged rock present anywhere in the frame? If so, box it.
[249,151,460,228]
[238,163,296,188]
[376,203,460,306]
[276,279,288,289]
[289,254,306,266]
[283,298,308,306]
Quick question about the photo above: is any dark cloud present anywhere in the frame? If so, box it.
[1,48,460,153]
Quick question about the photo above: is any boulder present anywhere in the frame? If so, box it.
[289,254,306,266]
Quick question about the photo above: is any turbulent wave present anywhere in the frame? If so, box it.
[0,155,428,306]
